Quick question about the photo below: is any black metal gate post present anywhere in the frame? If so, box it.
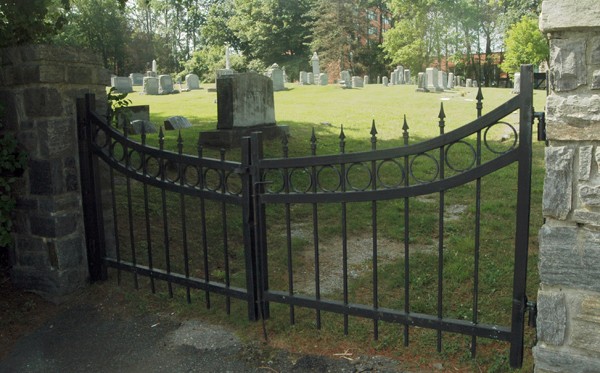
[77,94,107,282]
[241,136,260,321]
[509,64,534,368]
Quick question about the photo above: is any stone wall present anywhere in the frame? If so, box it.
[535,1,600,371]
[0,45,108,297]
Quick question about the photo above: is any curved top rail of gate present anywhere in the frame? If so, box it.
[255,88,529,205]
[84,109,246,204]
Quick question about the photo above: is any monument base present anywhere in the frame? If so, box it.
[199,124,289,148]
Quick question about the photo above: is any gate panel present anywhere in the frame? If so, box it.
[252,65,535,368]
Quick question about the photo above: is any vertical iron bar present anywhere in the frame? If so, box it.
[241,136,259,321]
[76,95,107,282]
[472,129,482,358]
[178,133,191,303]
[159,128,173,297]
[197,140,211,308]
[339,126,349,335]
[141,126,155,293]
[437,104,446,353]
[310,128,321,329]
[402,116,410,346]
[282,134,295,324]
[109,164,121,284]
[509,64,533,369]
[124,122,138,290]
[476,86,484,118]
[220,148,231,314]
[370,120,379,340]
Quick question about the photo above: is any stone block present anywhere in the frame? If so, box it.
[533,345,600,372]
[38,64,65,83]
[29,159,63,195]
[129,73,144,86]
[571,295,600,356]
[579,145,593,180]
[40,119,75,158]
[67,66,93,85]
[24,87,63,117]
[158,74,173,94]
[30,213,78,238]
[573,209,600,227]
[111,76,134,94]
[579,185,600,207]
[546,94,600,140]
[543,146,574,219]
[143,77,159,95]
[185,73,200,90]
[536,290,567,345]
[48,235,86,270]
[592,70,600,90]
[539,224,600,292]
[540,0,600,32]
[549,38,587,92]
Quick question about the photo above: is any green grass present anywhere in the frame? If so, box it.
[108,83,545,372]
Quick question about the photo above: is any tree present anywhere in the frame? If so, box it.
[0,0,70,47]
[499,15,548,76]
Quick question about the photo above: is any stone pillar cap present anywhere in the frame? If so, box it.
[540,0,600,32]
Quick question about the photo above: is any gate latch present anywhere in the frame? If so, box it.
[533,111,546,142]
[525,298,537,328]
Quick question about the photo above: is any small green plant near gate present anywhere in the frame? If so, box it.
[0,104,28,247]
[106,87,132,128]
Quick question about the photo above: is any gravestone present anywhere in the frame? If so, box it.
[351,76,364,88]
[391,69,398,85]
[447,72,455,89]
[512,72,521,94]
[319,73,328,86]
[199,72,288,147]
[129,73,144,86]
[299,71,307,85]
[307,72,314,85]
[116,105,151,128]
[472,80,478,87]
[404,69,411,85]
[143,76,159,95]
[158,74,173,94]
[128,120,157,135]
[164,116,193,130]
[340,70,351,88]
[267,63,285,91]
[111,76,133,93]
[364,75,369,85]
[311,52,320,76]
[466,78,472,87]
[416,72,429,92]
[426,67,443,91]
[438,71,448,90]
[152,59,157,73]
[382,76,389,86]
[377,76,381,84]
[146,71,157,78]
[397,65,404,84]
[185,74,201,90]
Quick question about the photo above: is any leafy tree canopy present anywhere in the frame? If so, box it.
[499,15,548,75]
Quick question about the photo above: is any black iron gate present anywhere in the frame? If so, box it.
[78,65,536,368]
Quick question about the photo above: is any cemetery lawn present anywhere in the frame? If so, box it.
[120,84,546,372]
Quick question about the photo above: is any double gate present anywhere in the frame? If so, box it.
[78,65,537,368]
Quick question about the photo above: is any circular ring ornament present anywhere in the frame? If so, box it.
[110,140,126,163]
[203,168,222,191]
[346,162,372,191]
[444,140,477,172]
[409,153,440,184]
[289,168,313,193]
[483,121,518,154]
[317,165,342,192]
[128,149,143,171]
[183,165,201,187]
[145,156,161,179]
[262,169,285,194]
[376,159,406,188]
[225,171,243,195]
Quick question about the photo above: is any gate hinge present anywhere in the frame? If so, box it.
[525,298,537,328]
[533,111,546,142]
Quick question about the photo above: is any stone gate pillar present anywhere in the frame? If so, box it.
[535,2,600,371]
[0,45,108,297]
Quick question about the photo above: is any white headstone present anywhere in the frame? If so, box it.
[111,76,134,93]
[426,68,442,91]
[438,71,448,90]
[473,80,478,87]
[391,69,398,85]
[404,69,411,85]
[152,59,157,73]
[351,76,363,88]
[129,73,144,86]
[307,72,314,85]
[319,73,328,86]
[185,74,201,90]
[364,75,369,85]
[512,72,521,94]
[311,52,320,76]
[268,63,285,91]
[158,74,174,94]
[340,70,351,88]
[299,71,307,85]
[397,66,404,84]
[382,76,389,86]
[143,77,159,95]
[447,73,454,89]
[466,78,472,87]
